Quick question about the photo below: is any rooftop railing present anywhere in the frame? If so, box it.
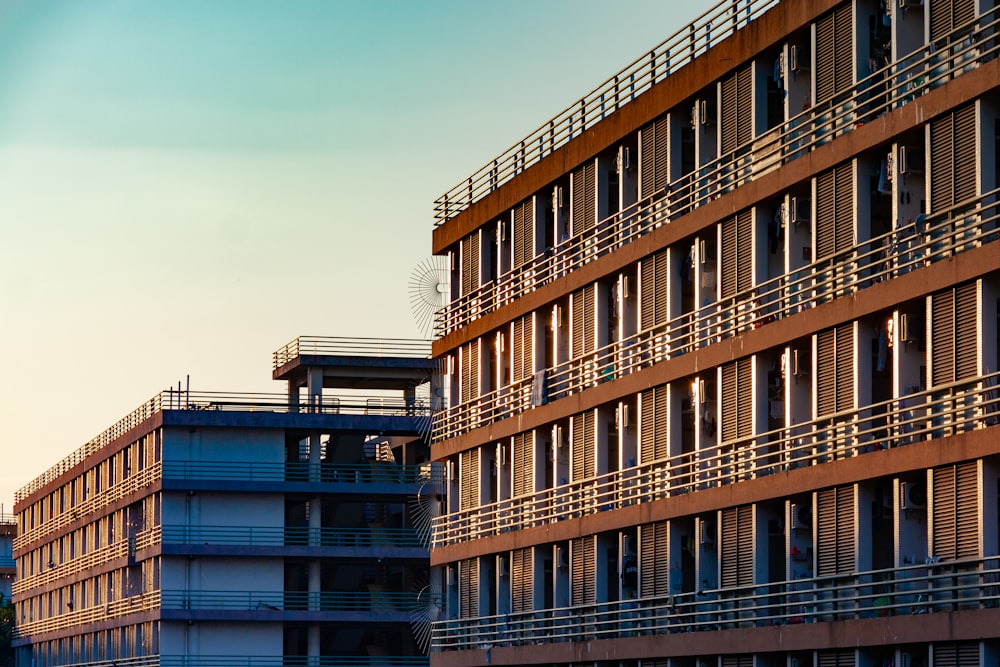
[432,555,1000,650]
[432,370,1000,548]
[16,391,430,504]
[433,0,778,224]
[435,7,999,337]
[432,181,1000,443]
[273,336,432,370]
[160,589,421,613]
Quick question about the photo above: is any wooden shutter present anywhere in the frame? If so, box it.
[459,448,479,512]
[571,411,596,482]
[816,324,854,416]
[511,547,533,613]
[720,505,754,588]
[931,282,979,386]
[930,0,977,41]
[721,210,753,299]
[513,200,535,269]
[639,521,669,597]
[572,285,596,358]
[816,163,854,259]
[816,486,855,576]
[572,161,597,234]
[721,64,753,155]
[933,642,980,667]
[932,462,980,560]
[640,385,669,462]
[640,115,670,199]
[459,557,479,618]
[818,650,856,667]
[815,4,853,104]
[640,249,669,330]
[512,314,534,383]
[460,341,479,404]
[460,233,480,297]
[721,359,753,443]
[512,431,535,498]
[571,535,597,606]
[930,104,977,213]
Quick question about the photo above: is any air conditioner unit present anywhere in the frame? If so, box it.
[553,185,565,210]
[617,147,631,173]
[792,348,809,377]
[900,145,925,174]
[901,481,927,510]
[624,535,637,557]
[790,196,810,225]
[700,519,716,546]
[900,312,920,343]
[899,0,923,9]
[617,404,630,429]
[791,503,812,530]
[789,44,809,72]
[498,555,510,577]
[557,545,569,569]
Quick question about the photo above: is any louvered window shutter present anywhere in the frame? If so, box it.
[511,547,533,613]
[721,64,753,155]
[721,505,754,588]
[722,656,755,667]
[460,233,480,297]
[818,650,856,667]
[571,535,597,606]
[721,211,753,300]
[816,164,854,259]
[571,411,596,482]
[932,462,979,560]
[640,249,669,330]
[459,449,479,512]
[816,325,853,416]
[933,642,980,667]
[721,359,753,442]
[459,557,479,618]
[513,200,535,269]
[572,162,597,234]
[572,286,595,358]
[512,315,534,383]
[816,486,855,575]
[930,0,977,41]
[815,5,853,105]
[460,342,479,404]
[512,431,535,498]
[931,282,979,386]
[930,105,977,213]
[640,116,671,199]
[640,385,669,463]
[639,521,669,597]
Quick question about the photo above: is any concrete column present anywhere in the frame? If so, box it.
[307,367,323,413]
[288,380,300,414]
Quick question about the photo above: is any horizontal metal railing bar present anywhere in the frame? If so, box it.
[434,8,1000,336]
[161,459,444,484]
[13,590,158,638]
[433,0,778,223]
[17,391,431,504]
[31,658,429,667]
[160,589,421,611]
[432,555,1000,650]
[272,335,432,369]
[433,184,1000,443]
[432,369,1000,547]
[13,534,136,595]
[157,525,426,549]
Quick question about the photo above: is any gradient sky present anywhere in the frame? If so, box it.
[0,0,713,507]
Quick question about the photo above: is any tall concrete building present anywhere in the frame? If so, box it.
[12,337,440,666]
[0,513,14,603]
[428,1,1000,667]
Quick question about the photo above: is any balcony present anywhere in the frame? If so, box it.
[160,589,420,613]
[435,8,1000,338]
[433,0,780,223]
[433,187,1000,444]
[161,459,444,486]
[155,525,425,550]
[432,555,1000,650]
[24,659,429,667]
[432,370,1000,548]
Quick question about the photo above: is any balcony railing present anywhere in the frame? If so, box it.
[434,185,1000,443]
[161,589,421,612]
[435,7,1000,336]
[155,525,426,550]
[13,590,158,638]
[433,0,778,223]
[432,370,1000,548]
[17,391,430,504]
[432,555,1000,650]
[25,658,429,667]
[161,459,444,486]
[273,335,432,369]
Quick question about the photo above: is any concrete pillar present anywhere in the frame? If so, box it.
[307,367,323,413]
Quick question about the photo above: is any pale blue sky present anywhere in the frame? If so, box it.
[0,0,712,506]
